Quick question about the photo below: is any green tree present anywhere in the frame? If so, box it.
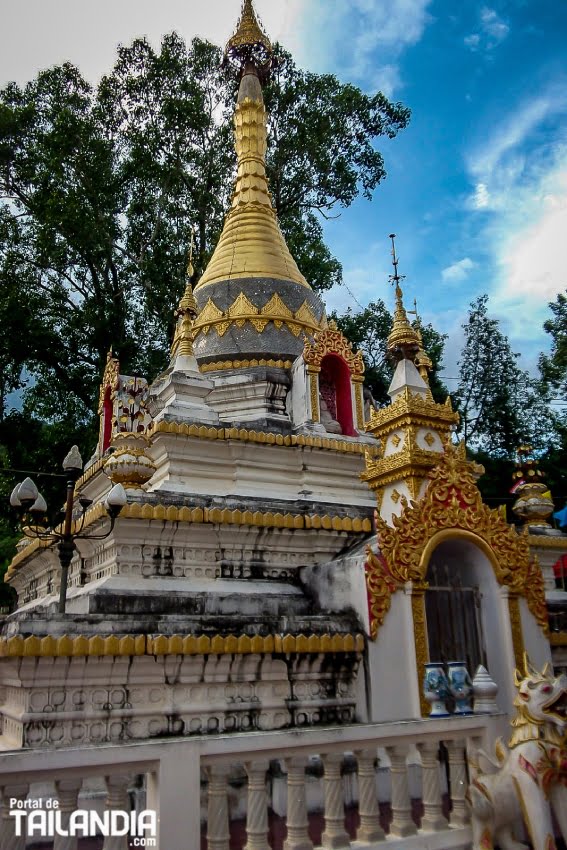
[455,295,550,458]
[537,290,567,497]
[333,301,448,405]
[0,34,409,427]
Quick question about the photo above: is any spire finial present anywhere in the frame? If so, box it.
[170,236,198,361]
[386,234,420,360]
[225,0,273,76]
[187,225,195,280]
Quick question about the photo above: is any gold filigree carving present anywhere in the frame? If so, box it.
[200,358,293,373]
[303,326,365,377]
[391,434,402,448]
[411,586,430,717]
[193,293,321,338]
[391,489,401,504]
[508,595,526,670]
[261,292,293,321]
[373,441,547,635]
[365,546,398,640]
[196,297,224,333]
[424,431,435,447]
[310,372,320,422]
[354,381,364,429]
[226,0,272,58]
[97,350,120,413]
[366,387,458,437]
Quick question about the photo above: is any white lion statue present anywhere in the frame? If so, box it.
[469,655,566,850]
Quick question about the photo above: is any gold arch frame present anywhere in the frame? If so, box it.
[365,442,547,713]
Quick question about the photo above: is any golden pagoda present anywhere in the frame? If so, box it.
[362,236,459,517]
[192,0,325,369]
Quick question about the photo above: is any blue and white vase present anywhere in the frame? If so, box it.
[423,663,450,717]
[447,661,473,715]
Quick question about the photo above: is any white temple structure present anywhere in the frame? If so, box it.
[0,3,564,849]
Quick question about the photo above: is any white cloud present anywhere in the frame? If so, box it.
[442,257,476,282]
[498,166,567,303]
[463,88,567,351]
[299,0,434,93]
[464,6,509,53]
[470,182,490,209]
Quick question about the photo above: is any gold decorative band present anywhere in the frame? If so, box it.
[200,358,293,373]
[0,632,365,659]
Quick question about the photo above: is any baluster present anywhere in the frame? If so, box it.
[54,778,82,850]
[207,765,230,850]
[103,774,131,850]
[385,746,417,838]
[322,753,349,849]
[445,739,469,827]
[245,760,270,850]
[417,742,448,832]
[283,757,312,850]
[354,750,385,844]
[0,783,29,850]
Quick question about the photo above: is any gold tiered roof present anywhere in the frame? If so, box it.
[225,0,272,63]
[386,235,420,358]
[195,0,309,292]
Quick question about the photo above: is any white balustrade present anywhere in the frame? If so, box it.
[283,757,312,850]
[417,741,448,832]
[0,783,28,850]
[245,760,270,850]
[445,739,470,827]
[386,745,417,838]
[54,777,82,850]
[0,714,499,850]
[103,774,131,850]
[321,753,349,849]
[353,749,385,843]
[207,766,230,850]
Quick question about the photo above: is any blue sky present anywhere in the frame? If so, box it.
[1,0,566,379]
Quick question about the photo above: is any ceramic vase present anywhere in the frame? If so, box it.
[447,661,473,715]
[472,665,499,713]
[423,663,450,717]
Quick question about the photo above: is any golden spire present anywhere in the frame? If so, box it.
[386,234,420,359]
[195,4,308,292]
[225,0,272,71]
[170,236,198,360]
[409,298,433,385]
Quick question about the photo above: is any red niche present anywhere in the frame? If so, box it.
[320,353,355,437]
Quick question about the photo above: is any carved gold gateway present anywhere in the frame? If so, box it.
[367,441,548,639]
[302,322,365,377]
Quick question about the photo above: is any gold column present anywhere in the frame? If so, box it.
[308,368,320,423]
[508,594,525,670]
[353,377,365,430]
[411,582,430,717]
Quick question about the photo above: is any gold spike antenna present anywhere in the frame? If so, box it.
[195,8,308,292]
[386,234,420,359]
[408,297,433,384]
[225,0,273,75]
[170,243,198,359]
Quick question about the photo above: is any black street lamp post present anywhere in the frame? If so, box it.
[9,446,127,614]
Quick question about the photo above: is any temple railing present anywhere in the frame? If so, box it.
[0,714,502,850]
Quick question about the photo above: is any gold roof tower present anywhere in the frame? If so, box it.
[192,0,325,369]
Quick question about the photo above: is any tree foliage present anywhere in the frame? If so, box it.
[454,295,550,458]
[333,301,447,405]
[0,34,410,427]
